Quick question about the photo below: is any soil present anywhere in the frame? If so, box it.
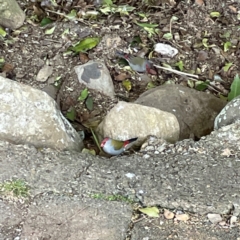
[1,0,240,152]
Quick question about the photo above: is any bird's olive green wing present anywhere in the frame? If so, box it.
[111,139,124,150]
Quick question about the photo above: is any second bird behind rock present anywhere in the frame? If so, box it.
[116,51,157,75]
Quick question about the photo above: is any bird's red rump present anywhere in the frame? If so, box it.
[123,140,130,147]
[123,137,138,147]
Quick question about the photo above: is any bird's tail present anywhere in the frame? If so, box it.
[128,137,138,143]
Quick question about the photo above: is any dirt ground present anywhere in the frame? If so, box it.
[1,0,240,151]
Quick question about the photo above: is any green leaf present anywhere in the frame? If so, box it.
[223,62,233,72]
[118,5,135,15]
[171,16,178,21]
[82,148,96,155]
[162,63,173,69]
[135,22,158,28]
[85,96,93,111]
[228,74,240,101]
[45,26,56,35]
[195,81,209,91]
[69,37,100,53]
[187,80,195,88]
[224,41,231,52]
[103,0,113,6]
[0,27,7,37]
[163,33,173,40]
[122,79,132,91]
[175,60,184,71]
[40,18,52,27]
[100,6,113,14]
[139,207,159,218]
[66,107,76,121]
[66,9,77,20]
[210,12,220,17]
[0,58,5,69]
[78,88,89,101]
[147,81,156,89]
[202,38,209,48]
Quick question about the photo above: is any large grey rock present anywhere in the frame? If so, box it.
[74,61,115,98]
[214,95,240,130]
[0,0,25,29]
[21,195,131,240]
[1,121,240,238]
[0,122,240,216]
[96,101,180,143]
[0,76,83,151]
[135,84,226,140]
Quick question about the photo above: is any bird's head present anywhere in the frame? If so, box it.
[101,137,109,147]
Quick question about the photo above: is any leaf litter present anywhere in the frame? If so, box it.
[1,0,240,154]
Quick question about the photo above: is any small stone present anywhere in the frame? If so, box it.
[164,209,175,219]
[75,61,115,98]
[154,43,178,57]
[36,65,53,82]
[145,146,155,151]
[230,216,237,227]
[207,213,222,224]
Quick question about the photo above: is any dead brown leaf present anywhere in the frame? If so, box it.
[2,63,14,73]
[195,0,204,6]
[79,53,89,64]
[114,72,129,81]
[228,6,237,13]
[164,209,175,220]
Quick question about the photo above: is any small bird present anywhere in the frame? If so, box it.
[101,137,138,156]
[116,51,157,75]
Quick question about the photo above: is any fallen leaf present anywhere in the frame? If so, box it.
[228,6,237,13]
[164,209,175,220]
[85,96,93,111]
[210,12,220,18]
[78,88,89,101]
[0,27,6,37]
[139,207,159,218]
[195,0,204,6]
[79,53,89,64]
[122,79,132,91]
[175,213,190,221]
[45,26,56,35]
[69,37,100,53]
[66,107,76,121]
[81,148,96,155]
[115,72,129,81]
[228,74,240,101]
[40,17,52,27]
[2,63,14,73]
